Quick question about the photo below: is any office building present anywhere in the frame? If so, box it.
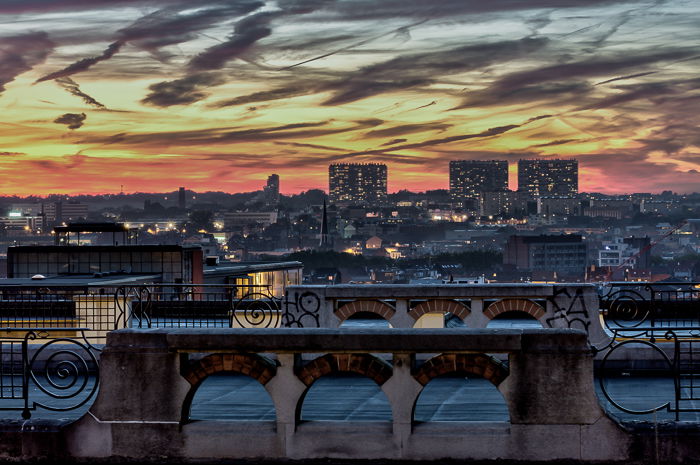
[329,163,387,206]
[504,234,586,274]
[42,201,88,226]
[449,160,508,208]
[518,159,578,199]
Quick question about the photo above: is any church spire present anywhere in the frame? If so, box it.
[319,199,330,248]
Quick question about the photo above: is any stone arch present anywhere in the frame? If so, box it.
[295,353,393,422]
[181,353,277,423]
[409,300,470,322]
[412,353,509,387]
[296,353,393,387]
[334,300,395,322]
[484,298,545,321]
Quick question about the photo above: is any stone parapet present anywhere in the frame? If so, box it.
[284,283,610,349]
[59,327,632,462]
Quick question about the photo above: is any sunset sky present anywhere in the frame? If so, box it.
[1,0,699,195]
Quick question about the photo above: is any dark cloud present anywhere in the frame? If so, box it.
[211,83,316,107]
[595,71,657,85]
[457,49,696,109]
[460,82,592,108]
[529,138,582,148]
[141,73,225,107]
[55,77,106,108]
[271,33,358,52]
[380,138,407,147]
[580,82,676,110]
[580,78,700,110]
[0,1,179,14]
[323,37,548,106]
[77,119,384,147]
[35,40,123,83]
[312,0,643,21]
[29,153,86,171]
[273,141,347,152]
[118,1,262,57]
[362,122,451,139]
[0,151,25,156]
[54,112,86,129]
[410,101,436,111]
[188,11,276,71]
[336,115,551,159]
[0,0,640,16]
[34,2,262,82]
[279,19,428,71]
[218,38,545,109]
[0,32,55,93]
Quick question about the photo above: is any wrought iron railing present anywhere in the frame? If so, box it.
[597,282,700,420]
[0,329,99,419]
[0,283,288,418]
[118,284,282,329]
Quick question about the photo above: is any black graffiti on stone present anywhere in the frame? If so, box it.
[546,287,591,333]
[283,291,321,328]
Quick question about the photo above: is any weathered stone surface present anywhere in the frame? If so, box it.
[2,326,680,463]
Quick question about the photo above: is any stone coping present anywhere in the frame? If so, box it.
[287,283,597,298]
[105,327,590,354]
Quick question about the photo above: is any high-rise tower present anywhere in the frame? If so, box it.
[449,160,508,208]
[517,159,578,199]
[328,163,387,206]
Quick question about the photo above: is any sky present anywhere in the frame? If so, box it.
[1,0,699,196]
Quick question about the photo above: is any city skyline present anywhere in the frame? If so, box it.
[1,0,699,196]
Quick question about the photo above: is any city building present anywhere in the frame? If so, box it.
[518,159,578,199]
[504,234,587,275]
[480,189,522,217]
[5,222,304,297]
[223,211,278,230]
[264,174,280,206]
[42,201,89,226]
[598,238,639,268]
[622,236,651,269]
[203,260,302,299]
[329,163,387,206]
[537,196,582,218]
[449,160,508,208]
[0,213,42,231]
[640,199,680,215]
[7,243,203,283]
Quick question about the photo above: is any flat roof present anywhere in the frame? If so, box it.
[204,261,303,276]
[0,273,162,287]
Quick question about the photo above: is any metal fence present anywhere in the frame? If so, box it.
[0,283,284,418]
[4,281,700,420]
[597,281,700,420]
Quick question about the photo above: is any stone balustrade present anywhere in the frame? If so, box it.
[65,327,628,462]
[284,283,610,347]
